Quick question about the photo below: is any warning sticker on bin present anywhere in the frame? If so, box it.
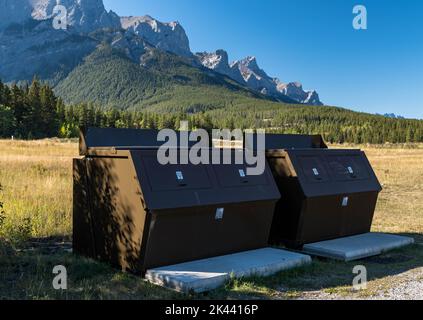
[215,208,224,220]
[342,197,349,207]
[176,171,184,181]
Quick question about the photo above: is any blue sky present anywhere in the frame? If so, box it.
[104,0,423,119]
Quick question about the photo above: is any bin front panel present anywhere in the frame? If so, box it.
[142,201,275,269]
[299,196,345,243]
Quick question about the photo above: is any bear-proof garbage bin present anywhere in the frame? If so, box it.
[245,133,382,248]
[73,128,280,274]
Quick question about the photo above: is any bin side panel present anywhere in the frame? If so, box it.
[142,201,276,270]
[86,156,147,273]
[73,158,95,257]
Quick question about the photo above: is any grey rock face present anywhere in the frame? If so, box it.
[61,0,121,32]
[231,56,281,96]
[121,15,191,57]
[0,0,34,30]
[0,0,120,32]
[0,0,121,83]
[0,21,97,83]
[195,50,244,83]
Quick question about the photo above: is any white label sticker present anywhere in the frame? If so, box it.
[239,169,246,178]
[215,208,224,220]
[312,168,320,176]
[342,197,349,207]
[347,166,354,174]
[176,171,184,181]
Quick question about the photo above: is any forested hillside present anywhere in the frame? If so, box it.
[1,78,422,143]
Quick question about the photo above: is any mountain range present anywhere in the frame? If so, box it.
[0,0,323,108]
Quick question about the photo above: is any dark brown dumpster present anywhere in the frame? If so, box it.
[245,133,382,248]
[73,128,280,274]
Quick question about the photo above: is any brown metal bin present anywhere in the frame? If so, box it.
[245,133,382,248]
[73,128,280,274]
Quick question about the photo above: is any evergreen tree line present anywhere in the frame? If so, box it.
[1,79,423,143]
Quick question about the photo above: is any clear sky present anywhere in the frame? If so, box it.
[103,0,423,119]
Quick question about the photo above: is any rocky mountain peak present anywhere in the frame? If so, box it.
[121,15,191,57]
[201,53,323,105]
[239,56,258,68]
[196,50,228,70]
[278,82,322,105]
[195,50,245,84]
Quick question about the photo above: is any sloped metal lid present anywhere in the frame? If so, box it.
[79,127,210,155]
[285,149,382,196]
[244,133,328,151]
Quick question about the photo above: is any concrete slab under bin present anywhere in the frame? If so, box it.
[302,233,415,261]
[145,248,311,293]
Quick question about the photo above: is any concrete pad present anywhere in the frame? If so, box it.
[145,248,311,293]
[302,233,415,261]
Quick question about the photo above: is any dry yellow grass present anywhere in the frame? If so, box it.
[366,147,423,237]
[0,139,78,238]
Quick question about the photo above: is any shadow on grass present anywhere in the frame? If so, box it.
[0,239,184,300]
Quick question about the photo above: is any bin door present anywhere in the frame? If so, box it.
[297,155,330,183]
[142,155,212,191]
[213,164,269,188]
[325,154,370,181]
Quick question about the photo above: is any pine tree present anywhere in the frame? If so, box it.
[9,84,28,137]
[26,77,43,138]
[40,84,58,137]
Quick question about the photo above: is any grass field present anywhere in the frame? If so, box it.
[0,139,422,300]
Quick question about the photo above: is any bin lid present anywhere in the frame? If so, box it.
[285,149,382,196]
[244,133,328,151]
[80,127,210,155]
[131,149,281,210]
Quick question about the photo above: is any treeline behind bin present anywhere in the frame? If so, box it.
[1,79,423,143]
